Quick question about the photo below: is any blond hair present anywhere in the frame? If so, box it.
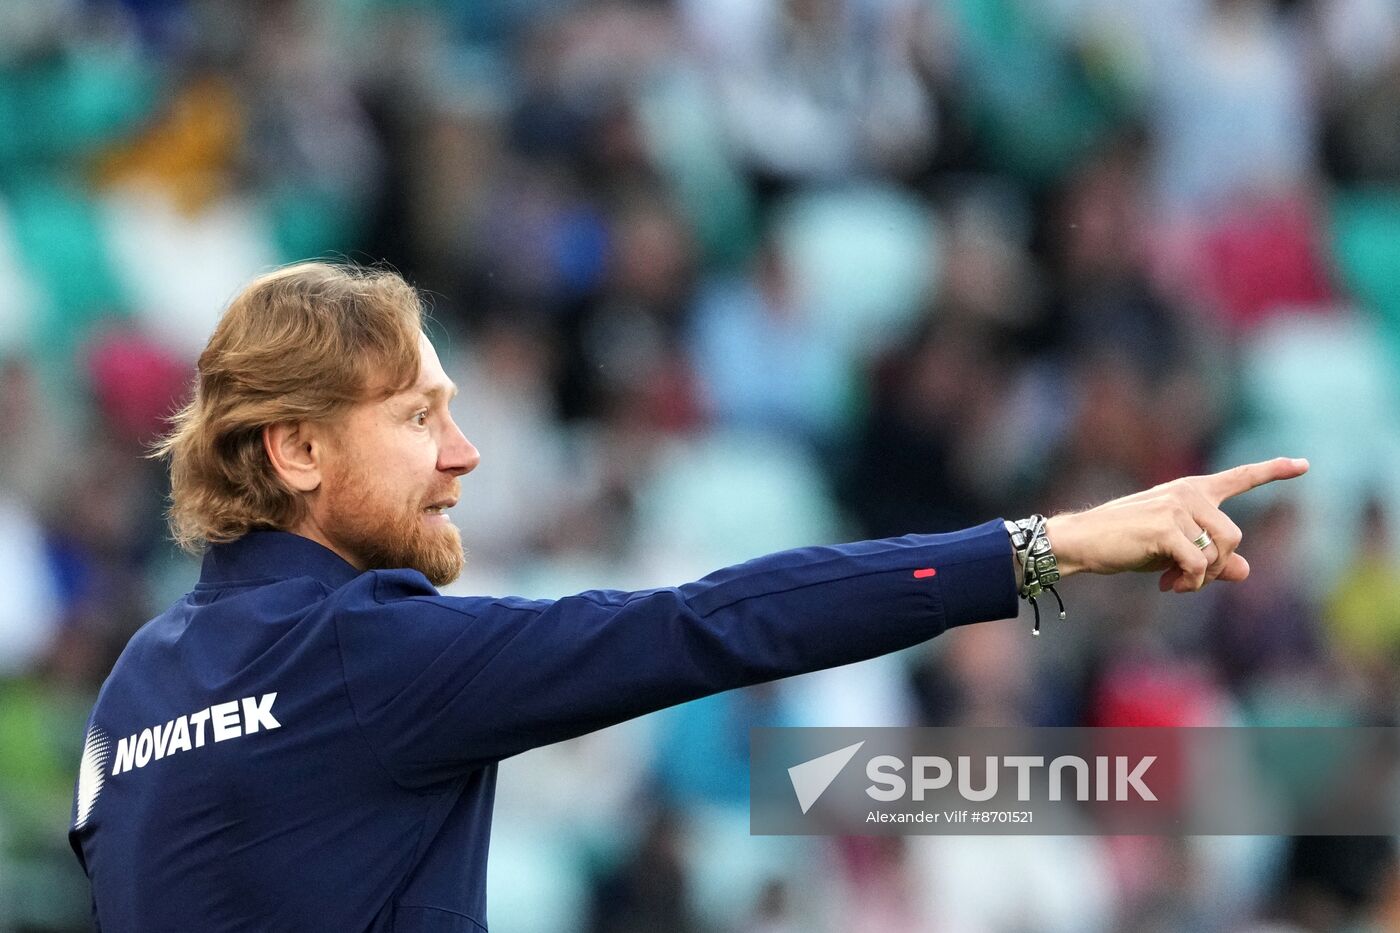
[153,262,424,552]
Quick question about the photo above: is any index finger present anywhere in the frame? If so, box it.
[1201,457,1310,505]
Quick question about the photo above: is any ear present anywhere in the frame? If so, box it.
[263,421,325,494]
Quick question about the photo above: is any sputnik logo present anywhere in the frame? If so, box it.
[788,741,865,814]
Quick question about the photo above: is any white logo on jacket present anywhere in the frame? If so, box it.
[74,726,111,829]
[110,693,281,776]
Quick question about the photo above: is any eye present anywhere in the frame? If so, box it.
[412,409,429,426]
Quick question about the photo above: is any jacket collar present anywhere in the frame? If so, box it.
[198,530,361,590]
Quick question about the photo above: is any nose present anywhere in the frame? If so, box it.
[439,419,480,477]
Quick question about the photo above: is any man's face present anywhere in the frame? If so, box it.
[311,333,479,585]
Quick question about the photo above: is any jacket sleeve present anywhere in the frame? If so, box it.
[333,519,1018,788]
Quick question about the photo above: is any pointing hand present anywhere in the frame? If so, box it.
[1043,457,1310,594]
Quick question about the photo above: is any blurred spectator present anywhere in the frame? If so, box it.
[1268,835,1400,932]
[681,0,936,192]
[1325,497,1400,717]
[740,879,799,933]
[1207,501,1325,696]
[587,808,699,933]
[1134,0,1319,213]
[688,239,848,440]
[0,497,60,677]
[1327,497,1400,660]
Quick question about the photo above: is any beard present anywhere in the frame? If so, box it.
[320,460,465,587]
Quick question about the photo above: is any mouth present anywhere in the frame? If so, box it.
[423,497,458,520]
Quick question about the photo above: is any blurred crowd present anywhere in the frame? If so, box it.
[2,0,1400,930]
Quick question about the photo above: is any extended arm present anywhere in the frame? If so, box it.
[336,521,1017,786]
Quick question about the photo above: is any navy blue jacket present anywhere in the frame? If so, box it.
[70,523,1017,931]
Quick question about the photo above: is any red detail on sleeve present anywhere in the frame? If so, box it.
[913,568,937,579]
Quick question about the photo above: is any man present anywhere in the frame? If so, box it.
[69,262,1307,931]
